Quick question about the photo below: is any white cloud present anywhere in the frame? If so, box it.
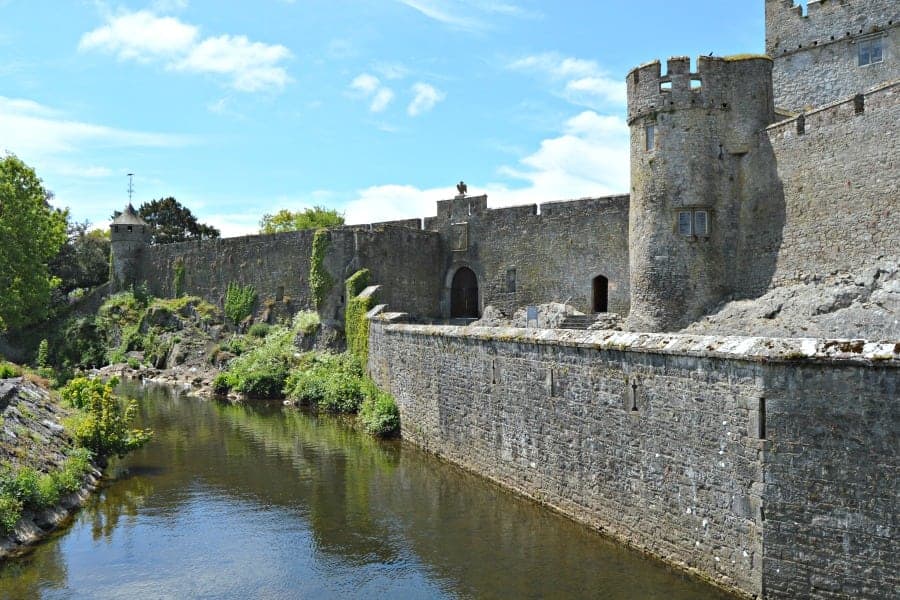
[408,83,445,116]
[174,35,291,92]
[79,10,291,92]
[397,0,537,31]
[509,52,625,108]
[350,73,381,95]
[78,10,198,61]
[370,88,395,113]
[201,212,261,237]
[350,74,395,113]
[342,109,629,225]
[0,95,191,178]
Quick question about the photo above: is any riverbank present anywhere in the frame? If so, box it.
[0,378,103,560]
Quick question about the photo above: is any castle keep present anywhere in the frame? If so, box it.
[112,2,898,598]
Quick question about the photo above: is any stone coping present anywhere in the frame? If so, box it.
[372,321,900,366]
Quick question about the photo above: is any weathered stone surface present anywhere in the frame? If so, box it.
[369,321,899,600]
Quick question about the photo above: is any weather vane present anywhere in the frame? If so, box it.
[127,173,135,204]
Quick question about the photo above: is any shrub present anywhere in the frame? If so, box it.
[53,449,93,494]
[359,387,400,437]
[292,310,320,336]
[224,282,256,324]
[36,339,49,369]
[284,352,364,413]
[217,327,297,398]
[248,323,271,338]
[61,377,152,457]
[0,361,22,379]
[0,496,22,533]
[212,372,232,394]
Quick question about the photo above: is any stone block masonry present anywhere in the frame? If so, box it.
[369,321,899,599]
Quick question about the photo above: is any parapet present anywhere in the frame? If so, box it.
[436,194,488,222]
[765,0,899,57]
[627,55,772,124]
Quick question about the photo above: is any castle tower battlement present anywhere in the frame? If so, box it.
[626,56,776,332]
[765,0,899,110]
[110,203,151,292]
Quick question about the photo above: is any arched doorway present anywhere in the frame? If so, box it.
[592,275,609,313]
[451,267,479,318]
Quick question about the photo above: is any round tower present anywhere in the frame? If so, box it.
[625,55,774,332]
[110,203,151,292]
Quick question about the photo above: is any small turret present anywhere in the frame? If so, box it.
[110,203,150,292]
[625,55,775,332]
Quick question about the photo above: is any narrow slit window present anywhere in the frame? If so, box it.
[645,124,656,151]
[506,268,517,293]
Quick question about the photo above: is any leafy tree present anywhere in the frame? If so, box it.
[50,220,111,294]
[259,206,344,234]
[0,155,68,331]
[114,197,219,245]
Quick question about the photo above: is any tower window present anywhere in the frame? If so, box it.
[677,209,710,237]
[645,125,656,151]
[858,38,883,66]
[127,225,133,232]
[506,268,517,293]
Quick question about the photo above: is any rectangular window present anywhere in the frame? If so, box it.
[678,211,693,236]
[858,38,884,66]
[693,210,709,236]
[506,268,517,293]
[645,125,656,151]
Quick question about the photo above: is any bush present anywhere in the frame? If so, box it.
[60,377,152,457]
[359,387,400,437]
[320,369,364,413]
[248,323,271,338]
[224,282,256,324]
[284,352,365,413]
[0,361,22,379]
[36,339,49,369]
[0,496,22,533]
[217,327,296,398]
[292,310,320,335]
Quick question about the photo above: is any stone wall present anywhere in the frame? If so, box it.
[140,224,444,321]
[369,321,899,598]
[766,0,899,110]
[765,81,900,286]
[424,194,630,318]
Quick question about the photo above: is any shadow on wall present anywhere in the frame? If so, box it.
[734,132,786,301]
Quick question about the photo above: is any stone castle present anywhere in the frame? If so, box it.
[112,2,898,598]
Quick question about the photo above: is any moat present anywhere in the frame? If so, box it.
[0,381,735,599]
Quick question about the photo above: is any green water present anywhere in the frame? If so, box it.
[0,382,735,599]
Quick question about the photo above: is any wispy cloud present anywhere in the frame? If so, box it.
[349,74,395,113]
[397,0,538,31]
[508,52,625,108]
[408,83,445,116]
[0,95,191,177]
[79,10,291,92]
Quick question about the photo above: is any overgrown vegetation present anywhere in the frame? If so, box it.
[224,282,256,325]
[345,269,374,364]
[173,258,186,298]
[212,326,298,398]
[259,206,344,234]
[309,229,333,309]
[293,310,320,336]
[60,377,153,457]
[0,449,92,534]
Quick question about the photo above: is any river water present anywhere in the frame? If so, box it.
[0,382,734,599]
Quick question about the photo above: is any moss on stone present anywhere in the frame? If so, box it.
[309,229,333,309]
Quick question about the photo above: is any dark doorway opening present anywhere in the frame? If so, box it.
[451,267,479,318]
[592,275,609,313]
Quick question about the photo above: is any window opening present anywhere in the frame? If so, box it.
[660,81,672,92]
[693,210,709,236]
[127,225,133,232]
[506,268,517,293]
[592,275,609,313]
[645,125,656,151]
[677,209,710,237]
[858,38,883,66]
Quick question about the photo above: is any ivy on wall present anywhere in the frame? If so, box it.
[345,268,373,364]
[172,258,185,298]
[309,229,333,309]
[224,282,256,324]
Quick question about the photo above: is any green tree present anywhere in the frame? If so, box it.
[114,197,219,245]
[50,220,111,294]
[259,206,344,234]
[0,155,68,331]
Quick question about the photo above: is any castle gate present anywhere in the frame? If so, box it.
[451,267,479,318]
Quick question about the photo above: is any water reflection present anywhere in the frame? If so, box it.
[0,382,734,599]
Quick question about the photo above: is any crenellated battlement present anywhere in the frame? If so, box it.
[627,55,772,124]
[765,0,899,57]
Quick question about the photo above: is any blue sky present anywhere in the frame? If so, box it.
[1,0,771,235]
